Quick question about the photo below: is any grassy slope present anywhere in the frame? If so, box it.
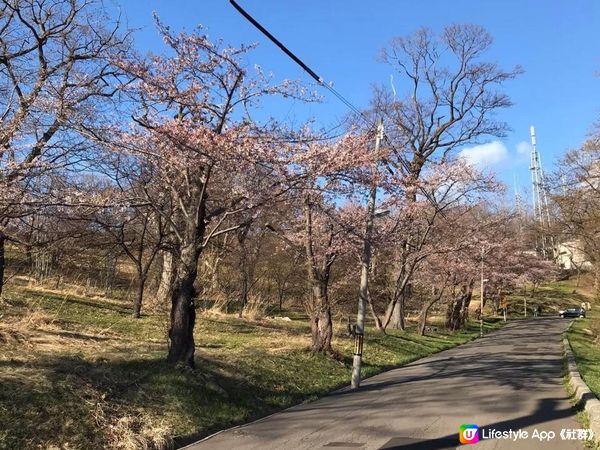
[0,282,502,450]
[563,276,600,397]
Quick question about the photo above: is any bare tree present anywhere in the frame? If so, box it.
[90,201,166,318]
[373,24,521,328]
[552,131,600,294]
[0,0,128,295]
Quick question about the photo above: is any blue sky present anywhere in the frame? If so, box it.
[117,0,600,201]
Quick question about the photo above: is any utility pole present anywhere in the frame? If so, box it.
[351,119,384,390]
[480,246,485,338]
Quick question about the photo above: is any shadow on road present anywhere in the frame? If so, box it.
[380,398,573,449]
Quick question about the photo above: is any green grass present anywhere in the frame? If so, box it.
[503,277,590,318]
[569,316,600,396]
[550,275,600,448]
[563,275,600,398]
[561,360,594,448]
[0,283,503,450]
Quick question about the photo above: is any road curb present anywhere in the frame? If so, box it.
[563,322,600,442]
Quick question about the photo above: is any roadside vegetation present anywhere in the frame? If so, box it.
[564,275,600,398]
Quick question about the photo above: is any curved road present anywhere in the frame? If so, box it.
[185,318,583,449]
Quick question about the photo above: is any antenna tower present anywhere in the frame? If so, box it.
[529,126,553,257]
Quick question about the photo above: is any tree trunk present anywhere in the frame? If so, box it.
[157,251,175,308]
[367,289,384,332]
[418,291,445,336]
[446,281,474,331]
[446,295,462,331]
[303,197,335,355]
[278,287,284,312]
[0,230,5,298]
[238,273,248,318]
[167,254,198,367]
[381,270,411,331]
[133,268,146,319]
[418,305,431,336]
[310,280,333,354]
[166,227,203,367]
[459,285,473,326]
[389,289,408,330]
[493,288,501,315]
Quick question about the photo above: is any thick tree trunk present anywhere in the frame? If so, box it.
[381,270,411,331]
[303,197,335,355]
[389,289,408,330]
[167,274,197,367]
[459,286,473,326]
[167,245,200,368]
[0,230,5,298]
[446,281,474,331]
[309,281,333,354]
[446,296,462,331]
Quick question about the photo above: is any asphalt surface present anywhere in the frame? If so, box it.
[185,317,583,449]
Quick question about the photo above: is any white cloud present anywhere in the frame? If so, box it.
[516,141,532,155]
[459,141,508,168]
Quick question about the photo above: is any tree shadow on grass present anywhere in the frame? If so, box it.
[44,294,134,316]
[0,350,351,449]
[205,317,310,337]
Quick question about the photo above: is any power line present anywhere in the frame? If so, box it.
[230,0,322,83]
[229,1,369,125]
[229,0,439,204]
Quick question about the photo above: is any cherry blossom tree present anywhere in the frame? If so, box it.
[368,159,501,332]
[265,132,374,355]
[108,17,317,367]
[442,209,557,330]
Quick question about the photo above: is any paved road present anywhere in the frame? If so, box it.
[185,318,583,449]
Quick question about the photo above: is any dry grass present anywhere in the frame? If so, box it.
[0,301,55,345]
[105,414,175,450]
[241,294,270,320]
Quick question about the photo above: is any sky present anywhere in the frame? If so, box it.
[115,0,600,203]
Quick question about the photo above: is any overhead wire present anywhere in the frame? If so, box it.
[229,0,439,205]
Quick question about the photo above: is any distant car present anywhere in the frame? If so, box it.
[559,307,586,318]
